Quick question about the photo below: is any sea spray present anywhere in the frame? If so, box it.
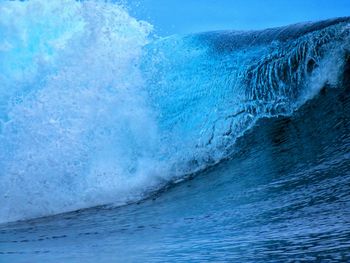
[0,0,166,223]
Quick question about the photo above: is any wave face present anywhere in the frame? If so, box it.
[142,17,350,169]
[0,0,350,226]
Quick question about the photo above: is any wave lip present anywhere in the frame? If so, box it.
[196,17,350,51]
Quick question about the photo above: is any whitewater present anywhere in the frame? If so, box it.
[0,0,168,223]
[0,1,350,262]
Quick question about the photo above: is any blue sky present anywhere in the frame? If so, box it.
[127,0,350,36]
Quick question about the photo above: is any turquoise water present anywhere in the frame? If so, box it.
[0,1,350,262]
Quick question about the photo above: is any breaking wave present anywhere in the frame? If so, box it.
[0,0,349,224]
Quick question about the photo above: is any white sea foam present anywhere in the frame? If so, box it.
[0,0,168,224]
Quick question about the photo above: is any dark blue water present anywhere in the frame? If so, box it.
[1,2,350,262]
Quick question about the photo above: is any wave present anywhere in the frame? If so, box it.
[0,0,349,224]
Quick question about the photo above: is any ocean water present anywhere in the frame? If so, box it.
[0,1,350,262]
